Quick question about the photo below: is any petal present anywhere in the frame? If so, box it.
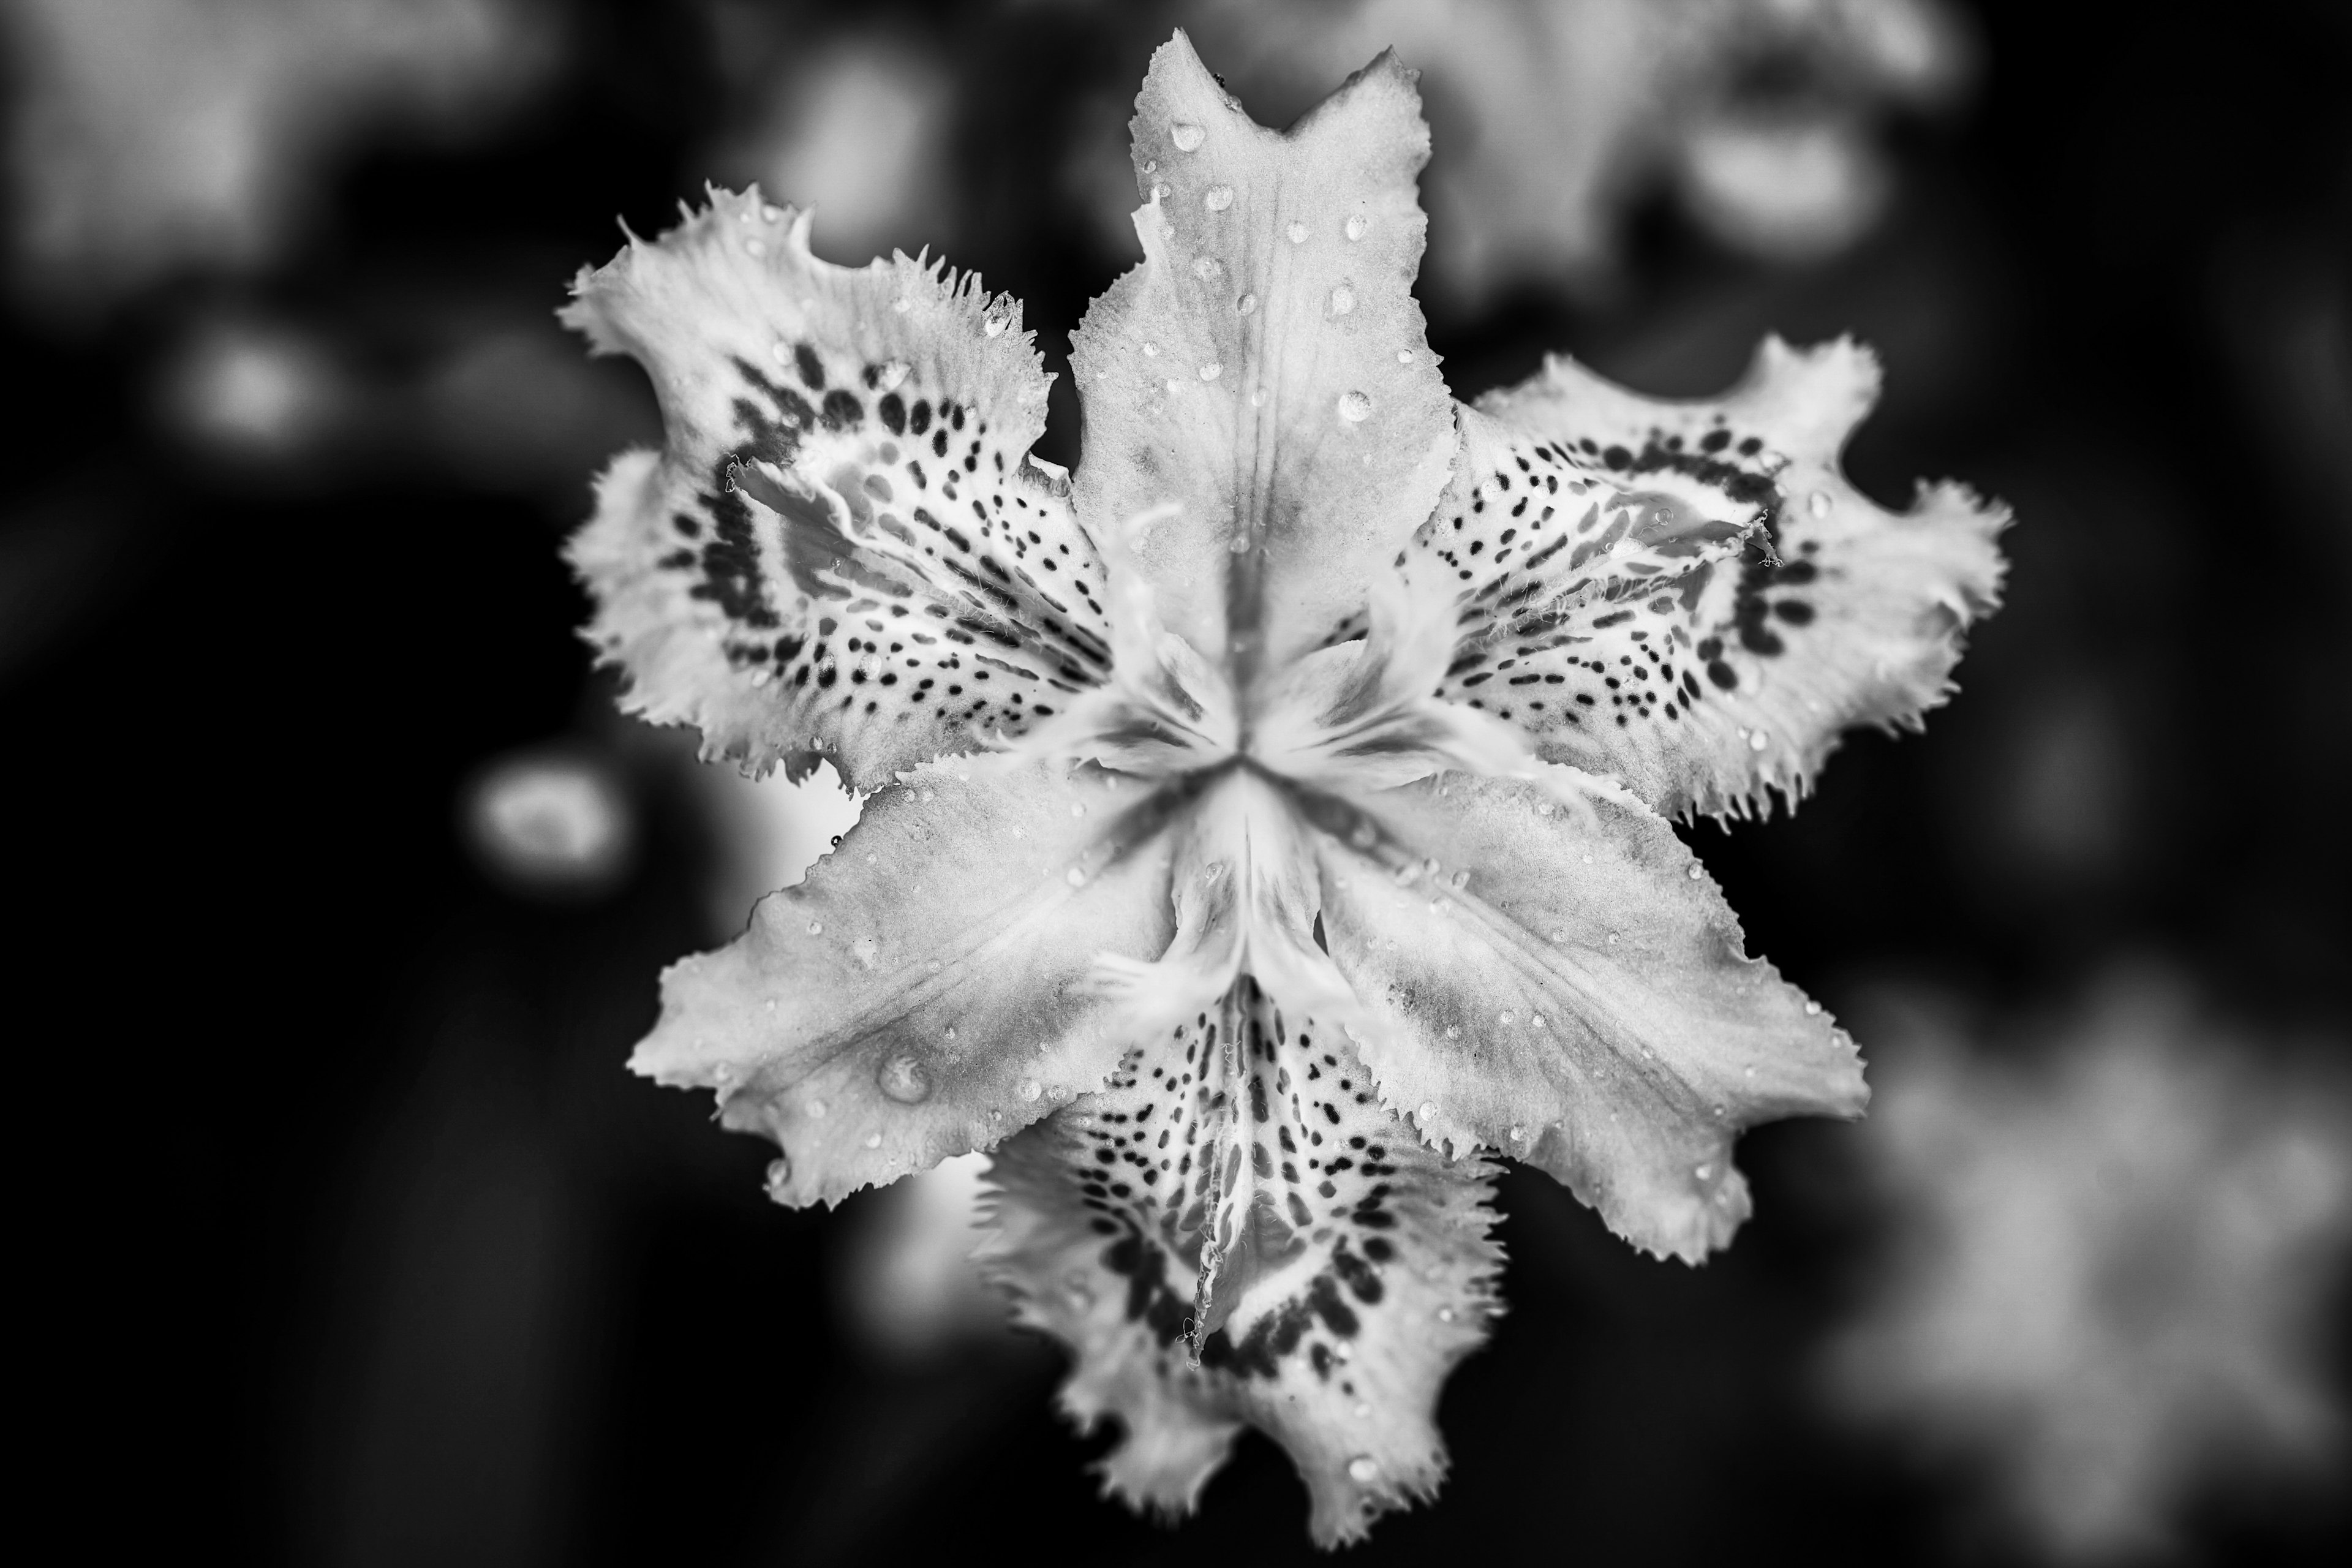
[978,982,1502,1547]
[1418,337,2007,818]
[628,756,1183,1205]
[564,187,1114,791]
[1297,768,1868,1262]
[1069,34,1458,692]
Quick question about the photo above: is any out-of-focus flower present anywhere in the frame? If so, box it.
[564,35,2002,1542]
[1828,972,2352,1561]
[462,750,635,899]
[1150,0,1972,303]
[705,35,957,267]
[837,1152,1011,1360]
[2,0,557,307]
[156,315,354,461]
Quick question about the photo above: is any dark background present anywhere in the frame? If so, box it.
[7,1,2348,1562]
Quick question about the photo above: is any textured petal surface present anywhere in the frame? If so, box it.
[1069,33,1458,692]
[1298,769,1866,1261]
[565,187,1113,790]
[630,757,1182,1204]
[979,982,1501,1547]
[1417,337,2007,818]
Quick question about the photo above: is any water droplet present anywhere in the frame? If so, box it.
[1809,490,1832,517]
[1235,292,1257,314]
[743,238,766,258]
[1249,388,1265,408]
[1199,361,1222,380]
[864,1131,881,1148]
[763,1156,791,1197]
[1442,1025,1460,1040]
[1803,1000,1822,1016]
[1498,1011,1514,1025]
[1607,931,1618,945]
[1286,220,1309,244]
[1508,1124,1526,1142]
[1203,184,1234,211]
[1436,1306,1455,1322]
[1336,390,1373,423]
[1165,379,1183,394]
[1192,255,1223,281]
[808,921,824,935]
[877,1054,933,1104]
[1018,1077,1042,1102]
[1747,728,1769,752]
[762,204,783,222]
[945,1026,957,1040]
[1141,159,1158,174]
[982,303,1011,337]
[1347,1455,1379,1484]
[1069,801,1087,818]
[1531,1014,1547,1029]
[1150,181,1170,200]
[806,1098,827,1118]
[1227,532,1251,553]
[1327,283,1355,316]
[1687,863,1704,880]
[892,296,911,314]
[1344,214,1368,240]
[1417,1101,1438,1122]
[771,341,791,364]
[1695,1163,1713,1180]
[1142,341,1159,357]
[1170,121,1205,152]
[1397,350,1414,363]
[876,359,910,392]
[1065,865,1089,886]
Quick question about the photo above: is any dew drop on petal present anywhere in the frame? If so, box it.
[1695,1163,1713,1180]
[1804,1000,1823,1015]
[1748,728,1770,752]
[1142,341,1158,357]
[1809,490,1833,517]
[1344,214,1368,240]
[1397,349,1414,363]
[1199,361,1222,380]
[764,1156,791,1197]
[981,303,1011,337]
[876,359,911,393]
[1417,1101,1438,1122]
[876,1054,933,1104]
[1249,388,1265,408]
[1508,1124,1526,1142]
[1689,863,1704,879]
[1347,1456,1379,1483]
[1227,532,1251,553]
[1498,1011,1514,1025]
[1192,255,1223,281]
[1286,220,1308,244]
[1069,801,1087,817]
[1018,1077,1042,1102]
[808,921,824,935]
[1328,283,1355,315]
[806,1098,827,1118]
[1532,1014,1547,1029]
[771,340,791,364]
[1141,159,1158,174]
[864,1132,881,1148]
[1170,121,1205,152]
[1235,292,1256,314]
[1436,1306,1455,1322]
[1336,390,1373,423]
[1204,184,1234,211]
[742,238,765,258]
[1065,866,1087,887]
[1150,181,1170,200]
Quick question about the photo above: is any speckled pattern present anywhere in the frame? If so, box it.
[982,978,1499,1545]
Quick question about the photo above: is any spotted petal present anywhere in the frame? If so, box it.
[564,188,1114,790]
[1298,768,1867,1262]
[630,756,1182,1204]
[1418,337,2007,818]
[978,982,1501,1547]
[1070,33,1458,695]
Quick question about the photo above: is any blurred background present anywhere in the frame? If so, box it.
[6,1,2348,1562]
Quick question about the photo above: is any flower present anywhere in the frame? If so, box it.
[562,33,2005,1544]
[1825,971,2352,1560]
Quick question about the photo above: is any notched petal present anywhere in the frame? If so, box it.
[1300,769,1866,1262]
[1070,33,1457,689]
[565,187,1113,790]
[629,757,1182,1204]
[1422,336,2008,818]
[978,986,1501,1547]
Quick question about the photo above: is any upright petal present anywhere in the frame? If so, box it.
[979,984,1501,1547]
[1069,34,1458,693]
[1417,337,2007,818]
[1298,768,1867,1262]
[565,187,1114,790]
[630,757,1183,1205]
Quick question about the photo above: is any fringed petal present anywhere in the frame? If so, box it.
[979,982,1501,1547]
[1069,32,1458,693]
[564,187,1114,791]
[1417,336,2007,818]
[1297,768,1868,1262]
[629,756,1184,1205]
